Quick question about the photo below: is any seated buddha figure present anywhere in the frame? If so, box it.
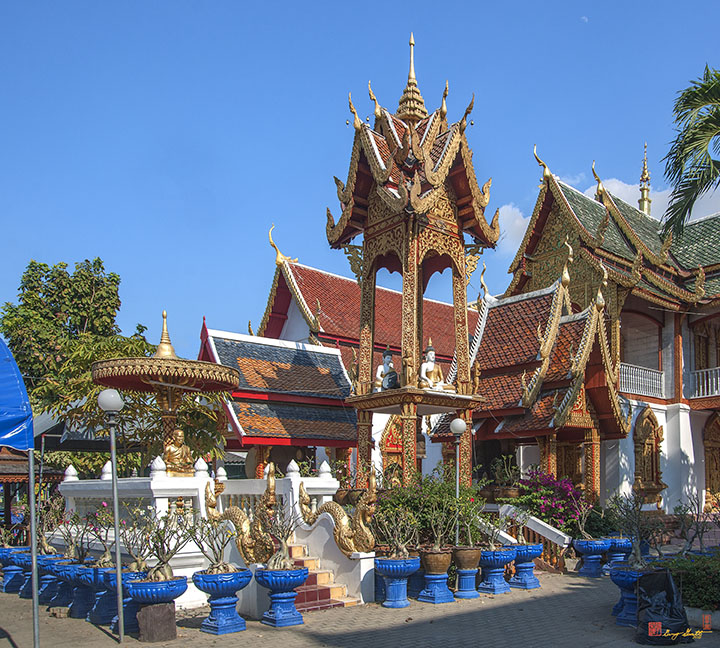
[164,428,195,476]
[419,339,455,392]
[374,346,399,392]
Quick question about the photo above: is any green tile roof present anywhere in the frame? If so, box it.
[556,182,636,260]
[610,195,665,259]
[670,214,720,269]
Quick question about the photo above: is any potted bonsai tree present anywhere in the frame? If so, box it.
[373,505,420,608]
[190,517,252,635]
[490,454,521,499]
[254,498,309,627]
[417,476,457,604]
[477,514,517,594]
[569,491,611,579]
[453,489,486,599]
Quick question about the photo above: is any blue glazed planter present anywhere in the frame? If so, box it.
[49,562,76,608]
[77,566,116,625]
[192,570,253,635]
[574,539,611,578]
[478,547,516,594]
[602,537,632,575]
[103,570,146,635]
[16,552,35,599]
[37,556,66,604]
[374,557,420,609]
[418,572,455,604]
[509,543,544,590]
[69,566,96,619]
[1,549,27,593]
[455,570,479,599]
[609,566,644,628]
[126,577,188,605]
[374,569,386,601]
[255,568,309,627]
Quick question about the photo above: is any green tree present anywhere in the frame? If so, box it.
[663,65,720,238]
[2,258,227,474]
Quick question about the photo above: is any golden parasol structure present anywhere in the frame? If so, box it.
[91,311,239,476]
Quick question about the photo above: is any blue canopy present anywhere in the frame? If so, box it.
[0,338,33,451]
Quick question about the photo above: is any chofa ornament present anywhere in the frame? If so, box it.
[298,471,377,556]
[205,463,277,565]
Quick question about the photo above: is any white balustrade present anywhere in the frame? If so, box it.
[619,362,664,398]
[691,366,720,398]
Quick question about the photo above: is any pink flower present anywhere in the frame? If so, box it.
[101,502,108,508]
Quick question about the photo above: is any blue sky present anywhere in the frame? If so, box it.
[1,1,719,359]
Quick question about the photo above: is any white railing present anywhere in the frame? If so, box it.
[619,362,664,398]
[691,366,720,398]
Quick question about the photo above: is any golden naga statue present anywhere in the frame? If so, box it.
[205,462,277,565]
[419,339,455,392]
[164,428,195,477]
[298,471,377,556]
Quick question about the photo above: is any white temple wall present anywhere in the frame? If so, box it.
[600,439,619,506]
[663,402,704,511]
[517,444,539,477]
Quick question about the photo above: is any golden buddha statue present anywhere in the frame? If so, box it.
[164,428,195,477]
[419,339,455,392]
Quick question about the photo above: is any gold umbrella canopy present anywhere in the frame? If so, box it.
[91,311,239,395]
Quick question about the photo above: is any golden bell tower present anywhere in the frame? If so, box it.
[326,35,500,485]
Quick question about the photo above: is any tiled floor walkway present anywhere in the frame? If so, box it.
[0,572,710,648]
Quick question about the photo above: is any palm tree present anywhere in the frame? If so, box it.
[662,65,720,238]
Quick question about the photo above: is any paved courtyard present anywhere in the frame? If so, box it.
[0,572,710,648]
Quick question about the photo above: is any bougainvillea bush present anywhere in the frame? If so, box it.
[511,470,585,534]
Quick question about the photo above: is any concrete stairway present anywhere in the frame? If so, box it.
[288,543,361,612]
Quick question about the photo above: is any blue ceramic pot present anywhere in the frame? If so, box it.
[1,549,27,593]
[103,570,146,635]
[509,543,544,590]
[418,551,454,605]
[126,576,188,605]
[574,539,611,578]
[602,537,632,575]
[255,568,309,627]
[609,565,644,628]
[192,569,253,635]
[37,555,66,604]
[374,557,420,609]
[478,547,516,594]
[68,565,96,619]
[16,552,35,599]
[48,562,75,608]
[82,566,116,625]
[407,568,425,599]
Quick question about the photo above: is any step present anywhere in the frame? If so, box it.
[287,544,307,559]
[294,582,347,604]
[305,569,333,586]
[295,597,360,613]
[293,556,320,570]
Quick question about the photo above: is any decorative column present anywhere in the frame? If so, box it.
[255,446,271,479]
[452,265,472,395]
[357,268,377,396]
[356,410,373,487]
[537,434,557,477]
[401,220,421,387]
[583,428,601,499]
[459,409,473,486]
[400,402,418,485]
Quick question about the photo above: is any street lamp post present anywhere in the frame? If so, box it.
[98,388,125,644]
[449,417,467,546]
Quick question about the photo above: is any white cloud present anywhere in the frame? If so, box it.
[496,203,530,256]
[581,178,720,223]
[559,172,586,186]
[580,15,589,23]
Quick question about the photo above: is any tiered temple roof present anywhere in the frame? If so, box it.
[199,327,356,448]
[507,160,720,308]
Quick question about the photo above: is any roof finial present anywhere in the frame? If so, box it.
[368,81,382,119]
[592,160,605,200]
[595,263,608,311]
[269,224,298,266]
[348,93,362,131]
[638,142,652,216]
[479,262,489,297]
[396,33,428,124]
[154,310,178,359]
[533,145,552,182]
[440,80,448,120]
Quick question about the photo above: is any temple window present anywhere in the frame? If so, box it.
[620,311,662,369]
[632,407,666,507]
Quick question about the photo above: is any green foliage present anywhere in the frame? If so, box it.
[490,454,520,486]
[663,65,720,238]
[667,553,720,611]
[39,450,142,479]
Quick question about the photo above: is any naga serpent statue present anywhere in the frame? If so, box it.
[298,471,377,556]
[205,462,277,565]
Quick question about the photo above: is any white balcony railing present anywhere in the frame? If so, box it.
[691,367,720,398]
[619,362,665,398]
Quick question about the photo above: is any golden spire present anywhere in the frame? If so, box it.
[154,310,178,359]
[638,142,652,216]
[396,33,428,124]
[269,224,298,266]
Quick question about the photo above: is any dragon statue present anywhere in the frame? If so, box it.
[298,471,377,556]
[205,462,277,565]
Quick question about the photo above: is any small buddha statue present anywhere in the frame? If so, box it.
[374,346,399,392]
[164,428,195,477]
[419,339,455,392]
